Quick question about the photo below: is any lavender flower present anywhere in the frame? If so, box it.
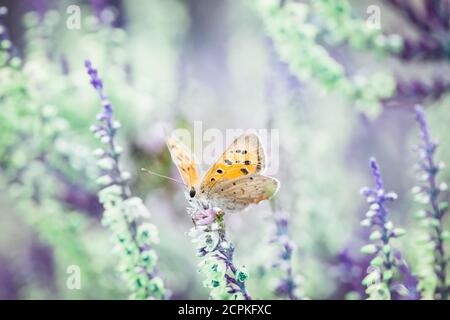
[383,1,450,61]
[360,158,412,299]
[269,203,306,300]
[413,105,449,300]
[187,200,251,300]
[86,60,166,300]
[331,247,368,300]
[381,77,450,109]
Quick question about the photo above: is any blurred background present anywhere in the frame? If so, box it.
[0,0,449,299]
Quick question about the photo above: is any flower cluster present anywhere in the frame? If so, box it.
[381,77,450,109]
[312,0,403,55]
[360,158,411,299]
[385,0,450,61]
[413,105,449,300]
[268,205,306,300]
[0,11,113,298]
[87,60,166,300]
[256,0,396,118]
[257,1,450,115]
[187,199,251,300]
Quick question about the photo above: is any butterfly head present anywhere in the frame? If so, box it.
[189,186,196,198]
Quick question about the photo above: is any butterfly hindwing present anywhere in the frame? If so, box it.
[199,133,265,195]
[166,137,200,188]
[207,174,279,211]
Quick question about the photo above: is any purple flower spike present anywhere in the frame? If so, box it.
[268,202,306,300]
[360,158,414,299]
[369,157,384,192]
[85,60,105,94]
[414,106,432,147]
[85,60,124,194]
[87,60,166,299]
[413,105,448,300]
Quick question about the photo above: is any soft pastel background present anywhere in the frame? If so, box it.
[0,0,449,299]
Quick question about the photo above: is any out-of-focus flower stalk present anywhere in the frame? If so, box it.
[312,0,403,55]
[413,105,449,300]
[0,10,111,299]
[188,202,251,300]
[86,60,166,300]
[269,201,306,300]
[360,158,412,299]
[255,0,396,118]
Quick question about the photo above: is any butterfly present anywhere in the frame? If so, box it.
[167,133,279,212]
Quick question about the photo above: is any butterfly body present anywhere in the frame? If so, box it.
[167,133,279,213]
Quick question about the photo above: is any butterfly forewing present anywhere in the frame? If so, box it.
[199,133,266,195]
[166,137,200,188]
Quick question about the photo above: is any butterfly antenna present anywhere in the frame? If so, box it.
[141,168,185,185]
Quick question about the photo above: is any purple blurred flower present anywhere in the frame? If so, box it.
[90,0,107,20]
[29,0,47,19]
[329,247,368,300]
[268,202,306,300]
[0,7,21,68]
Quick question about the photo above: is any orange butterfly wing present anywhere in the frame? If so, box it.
[166,137,200,189]
[199,133,265,196]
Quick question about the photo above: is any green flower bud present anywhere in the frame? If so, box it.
[237,267,249,282]
[382,269,393,281]
[361,244,377,254]
[369,230,382,241]
[393,228,406,237]
[438,201,448,212]
[370,256,383,267]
